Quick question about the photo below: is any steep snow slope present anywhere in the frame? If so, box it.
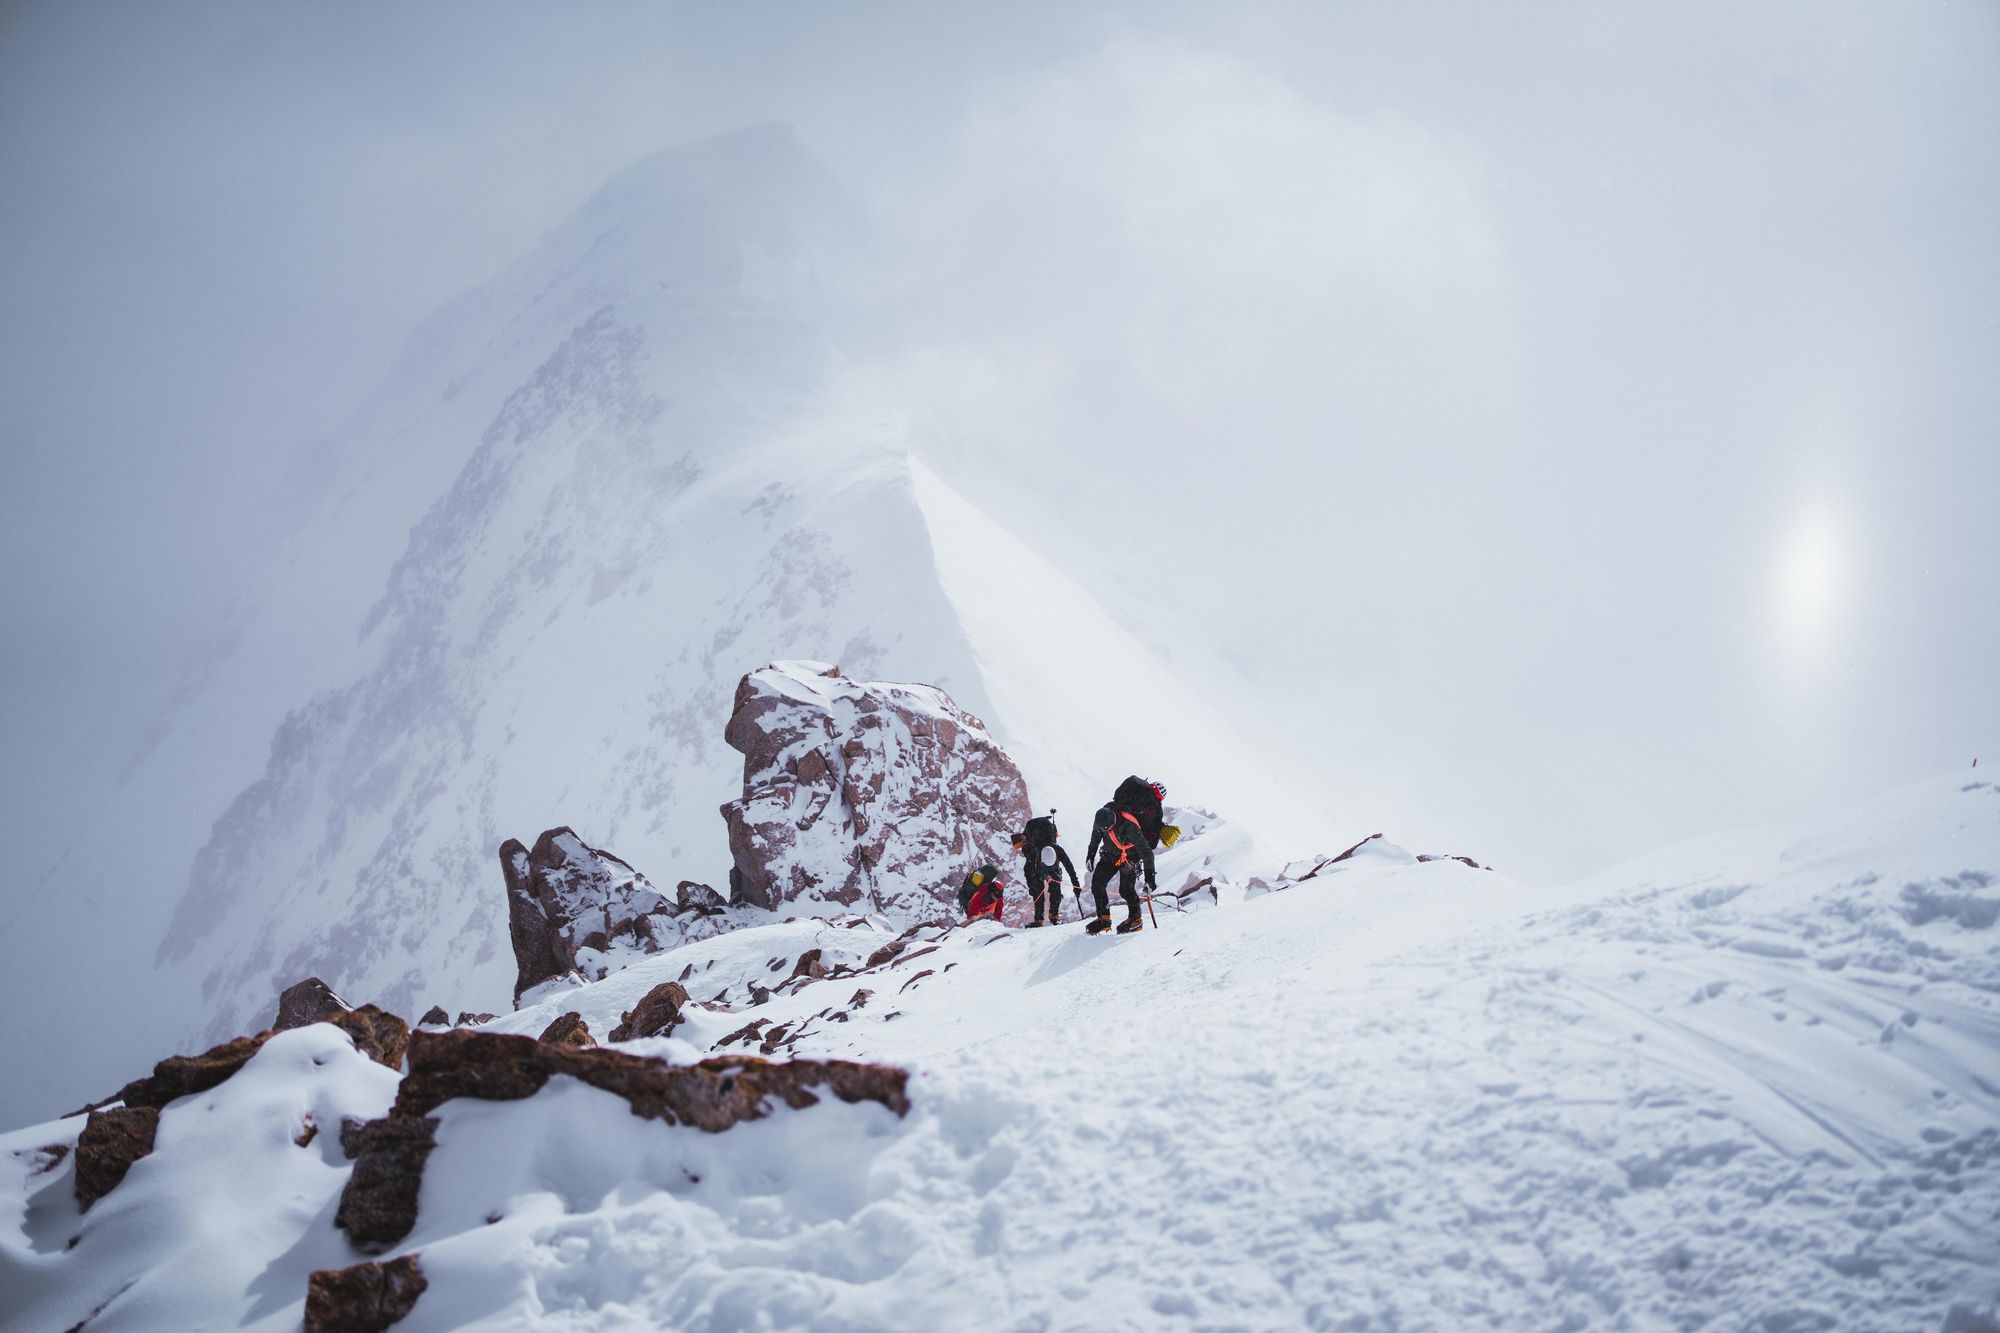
[7,772,1993,1330]
[0,127,1312,1128]
[909,459,1328,847]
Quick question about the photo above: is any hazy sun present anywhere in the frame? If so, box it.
[1773,499,1845,668]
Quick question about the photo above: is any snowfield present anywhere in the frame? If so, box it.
[4,770,1997,1331]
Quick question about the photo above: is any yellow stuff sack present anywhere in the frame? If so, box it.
[1159,824,1182,849]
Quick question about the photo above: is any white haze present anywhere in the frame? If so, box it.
[1,4,1995,959]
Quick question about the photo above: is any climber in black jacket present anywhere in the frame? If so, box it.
[1013,814,1080,927]
[1084,777,1165,934]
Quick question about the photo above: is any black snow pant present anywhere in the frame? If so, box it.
[1027,865,1071,922]
[1090,858,1144,922]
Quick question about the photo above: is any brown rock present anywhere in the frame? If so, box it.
[305,1253,428,1332]
[275,977,350,1030]
[339,1116,372,1160]
[27,1143,69,1176]
[537,1012,595,1048]
[336,1029,910,1247]
[335,1114,439,1247]
[454,1012,497,1027]
[325,1006,407,1069]
[863,940,907,969]
[717,1018,770,1047]
[114,1033,270,1110]
[607,982,690,1042]
[676,879,725,913]
[75,1106,159,1211]
[719,663,1029,918]
[418,1006,450,1027]
[502,827,673,1003]
[787,948,829,981]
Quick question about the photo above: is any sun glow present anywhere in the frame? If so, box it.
[1773,499,1846,671]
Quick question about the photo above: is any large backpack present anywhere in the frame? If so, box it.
[1021,814,1058,854]
[1112,775,1166,847]
[958,863,1001,913]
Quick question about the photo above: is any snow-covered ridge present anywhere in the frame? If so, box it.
[6,119,1305,1128]
[6,770,1995,1329]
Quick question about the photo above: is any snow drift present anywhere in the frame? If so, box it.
[4,770,1996,1330]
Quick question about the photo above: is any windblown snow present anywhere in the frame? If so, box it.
[6,772,1996,1330]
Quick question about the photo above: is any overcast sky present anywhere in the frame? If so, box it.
[2,0,1996,882]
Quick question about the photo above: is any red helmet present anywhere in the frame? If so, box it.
[1149,782,1166,802]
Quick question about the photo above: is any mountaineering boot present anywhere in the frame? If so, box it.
[1115,914,1144,934]
[1085,913,1114,936]
[1026,917,1044,928]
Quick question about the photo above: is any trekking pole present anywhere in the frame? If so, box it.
[1143,879,1159,929]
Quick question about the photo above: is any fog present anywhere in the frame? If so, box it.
[3,0,1996,898]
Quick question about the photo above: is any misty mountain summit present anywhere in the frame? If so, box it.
[2,74,1994,1333]
[12,124,1278,1131]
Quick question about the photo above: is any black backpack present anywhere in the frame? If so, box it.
[957,863,1000,912]
[1021,814,1058,853]
[1112,775,1166,847]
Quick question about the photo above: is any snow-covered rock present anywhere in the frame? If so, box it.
[720,661,1029,919]
[501,826,673,1002]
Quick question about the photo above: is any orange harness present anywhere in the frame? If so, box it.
[1105,810,1142,867]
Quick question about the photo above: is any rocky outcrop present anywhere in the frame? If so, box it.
[537,1012,595,1047]
[275,977,350,1030]
[502,827,679,1002]
[334,1007,412,1069]
[337,1029,909,1248]
[418,1006,450,1027]
[74,1106,159,1211]
[336,1114,440,1248]
[305,1254,428,1332]
[107,1007,408,1112]
[607,982,689,1042]
[677,880,725,913]
[113,1034,270,1110]
[720,661,1029,918]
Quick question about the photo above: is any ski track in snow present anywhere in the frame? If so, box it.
[4,774,1998,1330]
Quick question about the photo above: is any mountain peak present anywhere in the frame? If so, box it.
[566,121,867,260]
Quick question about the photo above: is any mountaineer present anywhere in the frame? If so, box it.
[1013,812,1081,927]
[1084,776,1167,935]
[957,863,1007,923]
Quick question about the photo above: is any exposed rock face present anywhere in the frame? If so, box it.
[336,1114,440,1248]
[114,1034,270,1109]
[109,1008,408,1112]
[677,880,725,913]
[502,827,678,1002]
[720,661,1029,918]
[275,977,350,1030]
[537,1012,595,1047]
[418,1006,450,1027]
[333,1007,412,1070]
[607,982,689,1042]
[337,1029,909,1247]
[305,1254,428,1333]
[75,1106,159,1211]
